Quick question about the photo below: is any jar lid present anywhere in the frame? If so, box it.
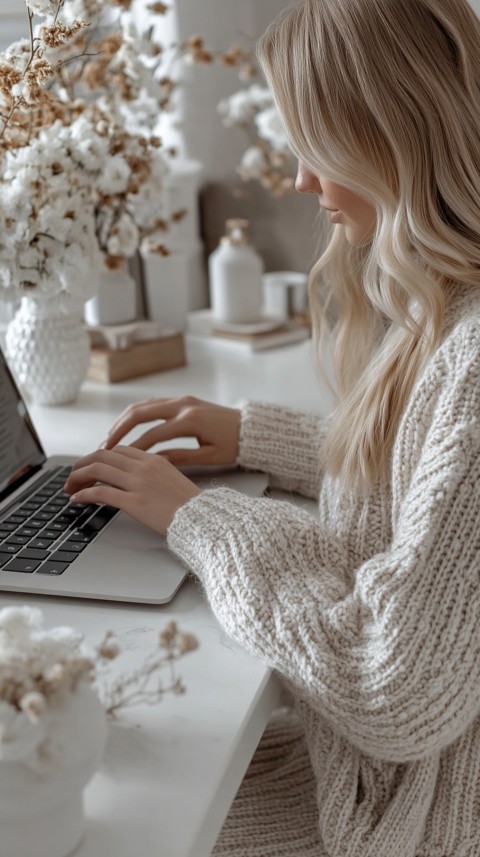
[222,218,250,246]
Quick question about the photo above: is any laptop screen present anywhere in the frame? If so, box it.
[0,348,46,502]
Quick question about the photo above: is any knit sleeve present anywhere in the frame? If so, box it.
[237,401,329,500]
[167,342,480,765]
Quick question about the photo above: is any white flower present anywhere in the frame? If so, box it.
[106,213,139,258]
[218,84,273,127]
[24,0,56,16]
[19,691,47,722]
[119,91,161,136]
[0,606,43,639]
[60,0,102,25]
[238,145,268,180]
[98,154,131,195]
[255,105,289,150]
[3,39,31,72]
[127,150,167,229]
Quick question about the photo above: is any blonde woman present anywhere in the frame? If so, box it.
[66,0,480,853]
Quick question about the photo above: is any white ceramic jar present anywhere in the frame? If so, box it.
[208,219,264,325]
[0,681,106,857]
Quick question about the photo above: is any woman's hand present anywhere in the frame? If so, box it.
[102,396,241,468]
[63,446,201,535]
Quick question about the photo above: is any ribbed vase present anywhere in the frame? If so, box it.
[5,295,90,405]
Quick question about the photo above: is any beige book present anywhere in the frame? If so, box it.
[87,332,186,383]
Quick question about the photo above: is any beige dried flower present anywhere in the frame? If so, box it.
[148,2,169,13]
[171,208,188,222]
[104,254,124,270]
[148,241,170,256]
[159,620,177,647]
[186,35,204,50]
[97,639,120,660]
[42,663,66,689]
[189,49,213,64]
[177,633,199,655]
[238,62,258,82]
[220,44,248,67]
[0,63,22,98]
[19,691,47,722]
[40,20,88,49]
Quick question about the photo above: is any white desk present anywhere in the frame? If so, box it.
[1,336,333,857]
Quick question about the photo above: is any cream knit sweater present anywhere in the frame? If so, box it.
[168,287,480,857]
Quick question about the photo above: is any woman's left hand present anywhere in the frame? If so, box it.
[63,446,200,536]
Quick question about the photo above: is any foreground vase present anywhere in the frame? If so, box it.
[0,682,107,857]
[5,295,90,405]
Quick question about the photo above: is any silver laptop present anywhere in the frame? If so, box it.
[0,347,267,604]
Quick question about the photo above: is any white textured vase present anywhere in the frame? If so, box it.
[0,682,107,857]
[5,295,90,406]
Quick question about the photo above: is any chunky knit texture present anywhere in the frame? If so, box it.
[167,287,480,857]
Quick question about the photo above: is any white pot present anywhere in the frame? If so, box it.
[5,295,90,406]
[84,264,138,326]
[262,271,308,319]
[0,682,107,857]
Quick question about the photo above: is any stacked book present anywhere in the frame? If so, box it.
[187,309,310,352]
[86,320,186,383]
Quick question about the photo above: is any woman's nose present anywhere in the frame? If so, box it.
[295,162,320,194]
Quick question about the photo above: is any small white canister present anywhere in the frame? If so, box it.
[208,219,264,324]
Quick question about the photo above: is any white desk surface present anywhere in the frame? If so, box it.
[1,336,333,857]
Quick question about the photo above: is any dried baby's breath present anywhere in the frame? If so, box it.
[96,622,199,718]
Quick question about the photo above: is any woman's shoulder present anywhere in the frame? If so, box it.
[406,286,480,428]
[438,284,480,370]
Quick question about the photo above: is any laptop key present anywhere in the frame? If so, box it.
[0,552,14,567]
[28,519,48,529]
[48,497,69,507]
[0,522,18,532]
[16,527,38,537]
[4,557,41,573]
[4,513,30,524]
[39,528,63,540]
[48,521,69,532]
[60,541,87,553]
[5,535,29,546]
[0,530,13,540]
[50,550,78,563]
[29,537,55,550]
[36,510,56,521]
[36,561,69,576]
[17,547,51,560]
[1,544,20,555]
[70,530,95,542]
[82,506,118,532]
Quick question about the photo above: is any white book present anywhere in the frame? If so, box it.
[187,309,310,352]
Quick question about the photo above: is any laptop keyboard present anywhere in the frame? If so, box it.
[0,465,118,576]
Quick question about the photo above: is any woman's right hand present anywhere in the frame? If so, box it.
[102,396,241,468]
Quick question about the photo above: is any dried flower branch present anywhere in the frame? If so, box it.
[94,621,199,718]
[216,44,295,197]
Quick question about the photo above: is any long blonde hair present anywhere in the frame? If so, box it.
[258,0,480,491]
